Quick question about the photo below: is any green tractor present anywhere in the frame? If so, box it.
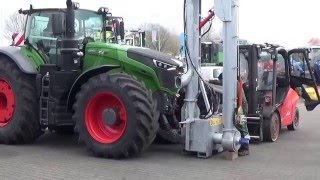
[0,1,183,158]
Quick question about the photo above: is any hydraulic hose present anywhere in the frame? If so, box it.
[158,114,182,144]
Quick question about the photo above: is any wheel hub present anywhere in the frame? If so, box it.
[102,108,119,126]
[0,79,15,126]
[0,93,7,109]
[85,92,127,144]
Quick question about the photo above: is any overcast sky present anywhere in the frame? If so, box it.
[0,0,319,48]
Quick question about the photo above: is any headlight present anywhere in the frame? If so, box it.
[175,76,182,88]
[153,59,177,71]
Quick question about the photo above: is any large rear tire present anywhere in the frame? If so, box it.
[0,58,43,144]
[73,72,158,159]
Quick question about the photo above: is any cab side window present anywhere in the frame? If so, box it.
[276,54,287,87]
[239,53,249,84]
[277,54,286,77]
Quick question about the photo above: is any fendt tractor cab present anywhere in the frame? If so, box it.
[237,44,320,142]
[0,0,183,159]
[124,29,146,47]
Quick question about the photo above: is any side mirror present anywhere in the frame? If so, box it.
[119,21,125,40]
[52,14,63,36]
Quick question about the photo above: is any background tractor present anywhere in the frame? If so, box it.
[0,0,183,159]
[124,29,146,47]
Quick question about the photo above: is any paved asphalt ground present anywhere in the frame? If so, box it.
[0,103,320,180]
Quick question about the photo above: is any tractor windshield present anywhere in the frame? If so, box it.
[24,9,103,62]
[25,9,103,43]
[75,10,103,41]
[25,10,63,50]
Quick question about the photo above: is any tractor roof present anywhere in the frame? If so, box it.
[18,8,97,15]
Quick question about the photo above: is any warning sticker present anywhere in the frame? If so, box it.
[209,117,223,126]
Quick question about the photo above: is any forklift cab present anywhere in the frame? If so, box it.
[239,44,320,142]
[257,47,289,109]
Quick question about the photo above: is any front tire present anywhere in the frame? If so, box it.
[73,72,158,159]
[263,112,280,142]
[0,58,43,144]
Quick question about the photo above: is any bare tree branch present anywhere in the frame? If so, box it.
[3,13,26,41]
[140,23,180,56]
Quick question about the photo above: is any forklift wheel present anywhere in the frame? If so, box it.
[287,108,299,131]
[263,112,280,142]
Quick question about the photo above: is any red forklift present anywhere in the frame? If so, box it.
[239,44,320,142]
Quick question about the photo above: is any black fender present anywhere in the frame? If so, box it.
[66,65,120,111]
[0,46,37,74]
[261,105,280,120]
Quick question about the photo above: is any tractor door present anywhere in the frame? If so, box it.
[288,49,320,111]
[25,11,65,64]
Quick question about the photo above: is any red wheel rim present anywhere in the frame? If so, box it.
[85,92,127,144]
[0,78,15,127]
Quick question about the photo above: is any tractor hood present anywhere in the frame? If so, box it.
[85,42,183,91]
[86,42,183,68]
[127,47,182,68]
[127,47,184,90]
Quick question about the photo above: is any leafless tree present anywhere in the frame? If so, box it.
[308,38,320,46]
[4,12,26,41]
[140,23,180,56]
[201,21,222,43]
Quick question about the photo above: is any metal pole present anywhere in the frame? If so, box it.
[182,0,201,137]
[181,0,241,156]
[214,0,241,151]
[186,0,200,117]
[222,0,238,130]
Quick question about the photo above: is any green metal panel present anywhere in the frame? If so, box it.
[215,52,224,64]
[20,47,46,71]
[82,42,177,95]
